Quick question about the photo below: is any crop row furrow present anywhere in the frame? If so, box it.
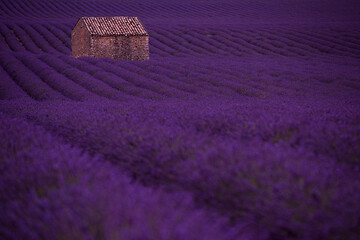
[148,43,170,57]
[112,60,205,96]
[285,29,355,55]
[279,28,358,56]
[242,29,309,56]
[150,30,198,56]
[12,1,33,16]
[18,24,56,53]
[300,29,360,55]
[136,61,223,96]
[51,1,77,17]
[318,29,360,49]
[1,0,17,17]
[333,34,360,47]
[303,28,360,51]
[156,28,210,55]
[0,36,10,52]
[8,24,38,52]
[156,4,190,17]
[136,60,231,97]
[19,0,43,17]
[150,62,226,93]
[16,0,40,17]
[104,59,190,98]
[42,1,66,17]
[0,24,25,52]
[137,58,228,94]
[266,28,333,54]
[148,31,187,56]
[187,60,288,96]
[0,65,31,100]
[51,24,72,41]
[256,28,320,55]
[80,0,113,15]
[0,53,66,100]
[238,29,292,56]
[0,1,247,18]
[173,4,215,17]
[72,1,94,15]
[201,69,280,96]
[18,53,101,101]
[172,28,232,55]
[4,0,24,17]
[58,55,143,100]
[147,43,170,57]
[39,55,130,101]
[215,30,268,55]
[14,53,80,100]
[167,30,223,55]
[57,23,73,37]
[34,24,70,55]
[187,64,270,95]
[110,2,138,15]
[175,28,240,56]
[154,60,260,97]
[7,23,42,53]
[187,29,249,56]
[0,0,12,16]
[80,57,166,99]
[202,29,258,55]
[0,26,13,51]
[44,24,71,48]
[64,1,87,16]
[31,0,52,17]
[98,1,123,15]
[32,23,69,54]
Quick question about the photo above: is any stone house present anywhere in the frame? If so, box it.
[71,16,149,60]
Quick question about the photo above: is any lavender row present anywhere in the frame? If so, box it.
[103,58,202,98]
[0,53,65,100]
[29,52,360,99]
[6,23,42,54]
[58,56,144,100]
[31,23,70,54]
[38,54,130,101]
[2,98,359,239]
[15,52,101,101]
[0,65,31,100]
[0,111,242,240]
[44,24,71,49]
[152,26,360,58]
[2,0,357,22]
[81,57,178,99]
[18,23,57,53]
[0,23,25,52]
[2,51,358,102]
[1,21,359,60]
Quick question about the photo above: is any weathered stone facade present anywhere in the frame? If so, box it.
[71,17,149,61]
[71,20,92,58]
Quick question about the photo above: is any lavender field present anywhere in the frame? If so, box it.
[1,0,360,239]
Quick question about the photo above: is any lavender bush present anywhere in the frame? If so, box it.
[0,112,243,240]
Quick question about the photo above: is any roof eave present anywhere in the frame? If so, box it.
[90,33,149,37]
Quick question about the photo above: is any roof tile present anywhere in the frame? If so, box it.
[80,17,148,36]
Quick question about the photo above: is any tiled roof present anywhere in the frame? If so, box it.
[79,17,148,36]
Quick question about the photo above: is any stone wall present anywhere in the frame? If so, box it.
[72,25,149,61]
[129,36,149,61]
[91,35,149,60]
[91,36,118,58]
[71,21,91,58]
